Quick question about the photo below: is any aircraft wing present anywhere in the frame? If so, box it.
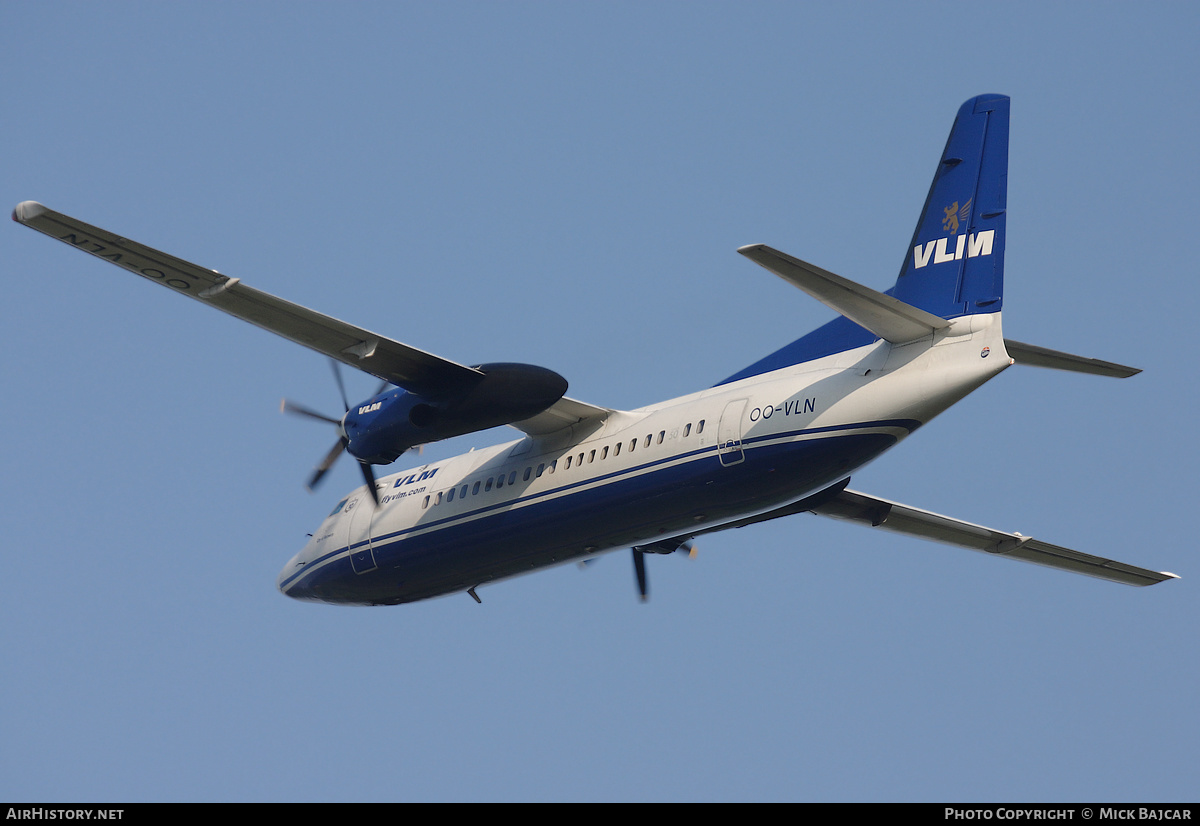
[12,201,483,399]
[645,479,1175,587]
[810,488,1176,586]
[510,396,615,436]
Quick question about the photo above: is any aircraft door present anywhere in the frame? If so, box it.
[345,495,378,574]
[717,399,747,466]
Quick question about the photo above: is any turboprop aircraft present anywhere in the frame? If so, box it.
[13,94,1177,605]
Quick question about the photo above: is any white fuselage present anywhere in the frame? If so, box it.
[277,315,1009,604]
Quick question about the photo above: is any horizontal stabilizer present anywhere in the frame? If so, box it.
[1004,339,1141,378]
[738,244,950,344]
[812,488,1176,586]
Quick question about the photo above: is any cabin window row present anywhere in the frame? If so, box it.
[421,420,705,509]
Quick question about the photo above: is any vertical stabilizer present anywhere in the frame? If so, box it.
[893,94,1009,319]
[718,95,1011,387]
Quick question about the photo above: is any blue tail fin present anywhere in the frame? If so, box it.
[893,94,1009,319]
[718,95,1009,387]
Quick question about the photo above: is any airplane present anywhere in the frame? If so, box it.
[13,93,1178,606]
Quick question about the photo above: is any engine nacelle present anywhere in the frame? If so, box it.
[342,362,568,464]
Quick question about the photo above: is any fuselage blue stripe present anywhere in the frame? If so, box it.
[279,416,918,591]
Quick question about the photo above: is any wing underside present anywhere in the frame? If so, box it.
[16,201,617,441]
[509,396,614,436]
[813,488,1175,586]
[651,479,1175,587]
[13,201,483,398]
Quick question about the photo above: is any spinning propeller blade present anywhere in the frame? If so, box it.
[632,549,648,602]
[307,437,348,491]
[628,540,695,601]
[280,398,342,426]
[283,360,387,505]
[330,359,351,412]
[359,461,380,506]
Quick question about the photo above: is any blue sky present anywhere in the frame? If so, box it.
[3,2,1197,802]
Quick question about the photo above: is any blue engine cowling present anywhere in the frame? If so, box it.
[342,362,568,464]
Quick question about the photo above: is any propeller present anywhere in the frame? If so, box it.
[632,549,648,602]
[281,361,386,505]
[629,539,695,602]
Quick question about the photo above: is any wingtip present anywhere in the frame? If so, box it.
[1135,570,1179,585]
[12,201,47,223]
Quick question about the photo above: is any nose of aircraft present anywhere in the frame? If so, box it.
[277,551,310,600]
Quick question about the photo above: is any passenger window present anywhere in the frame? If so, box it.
[460,485,468,498]
[644,435,651,448]
[509,471,517,485]
[549,460,557,474]
[588,450,595,463]
[684,423,692,437]
[485,477,494,491]
[448,487,455,502]
[472,481,481,495]
[657,431,665,444]
[536,463,545,477]
[629,439,636,452]
[565,455,573,469]
[435,491,443,505]
[613,442,621,457]
[601,446,609,460]
[697,420,705,434]
[496,474,504,489]
[422,495,430,509]
[524,467,532,481]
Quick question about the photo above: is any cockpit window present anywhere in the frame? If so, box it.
[329,498,349,517]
